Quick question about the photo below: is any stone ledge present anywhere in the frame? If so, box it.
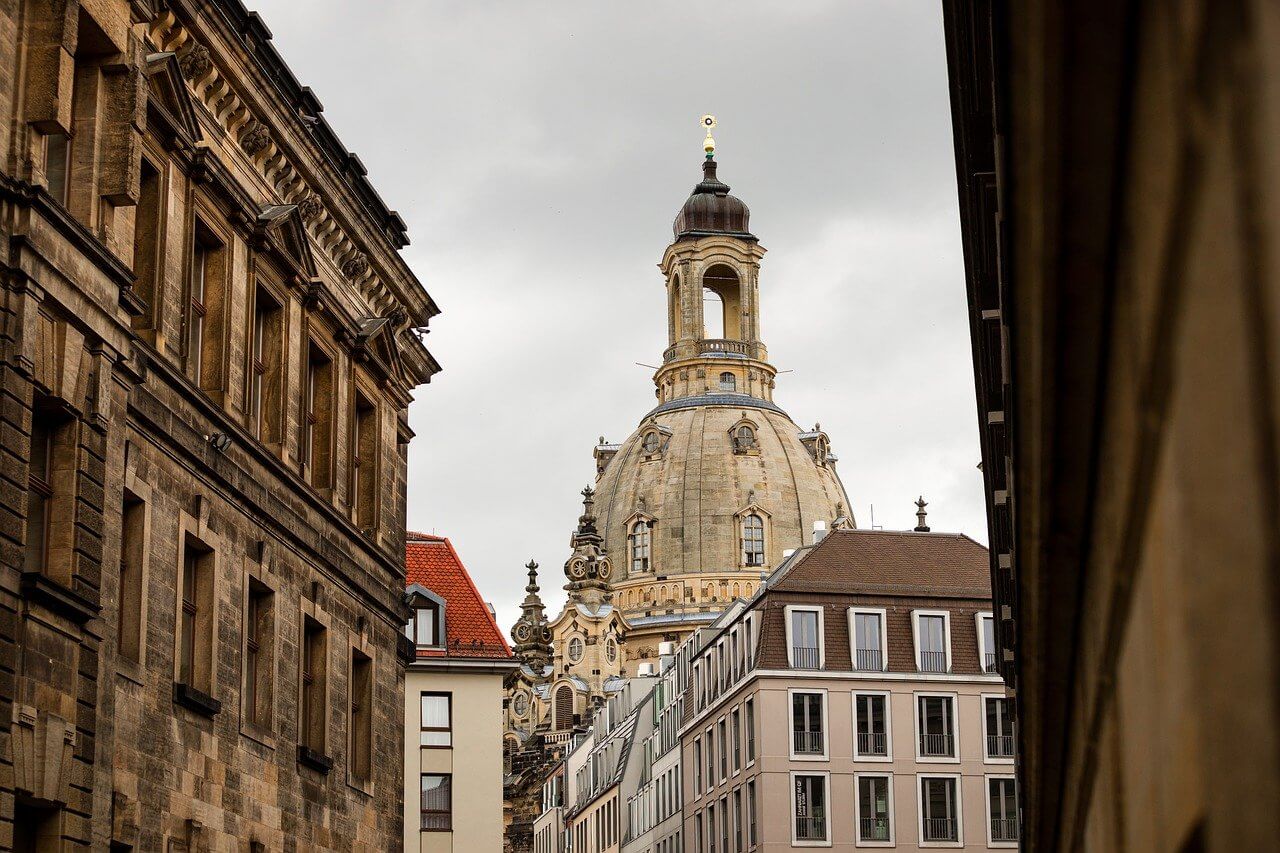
[19,572,100,624]
[173,682,222,717]
[297,745,334,774]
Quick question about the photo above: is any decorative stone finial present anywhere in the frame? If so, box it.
[914,496,930,533]
[525,560,539,594]
[701,114,717,159]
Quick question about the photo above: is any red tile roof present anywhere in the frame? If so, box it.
[405,532,512,659]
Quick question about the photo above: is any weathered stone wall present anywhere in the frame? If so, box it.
[0,1,438,849]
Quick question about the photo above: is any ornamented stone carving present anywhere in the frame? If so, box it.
[179,44,211,81]
[240,123,271,156]
[341,253,369,279]
[298,194,324,221]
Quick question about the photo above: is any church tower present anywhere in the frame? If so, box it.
[590,118,854,663]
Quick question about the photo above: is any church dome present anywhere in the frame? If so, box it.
[673,158,754,241]
[592,398,850,633]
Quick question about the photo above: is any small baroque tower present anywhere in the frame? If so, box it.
[511,560,552,671]
[590,117,853,662]
[564,486,614,608]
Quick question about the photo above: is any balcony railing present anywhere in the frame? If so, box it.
[791,646,820,669]
[987,733,1015,758]
[984,652,999,673]
[919,732,955,757]
[991,817,1019,842]
[859,817,890,842]
[793,730,824,754]
[855,648,883,671]
[794,817,827,841]
[920,650,947,673]
[922,817,958,842]
[856,731,887,756]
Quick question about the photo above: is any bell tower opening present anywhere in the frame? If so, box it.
[702,264,742,341]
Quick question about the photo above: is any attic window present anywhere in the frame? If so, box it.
[406,602,442,647]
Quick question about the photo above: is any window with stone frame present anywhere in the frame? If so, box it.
[629,518,653,573]
[349,648,373,781]
[301,339,336,489]
[131,158,163,326]
[741,514,765,567]
[247,282,284,443]
[118,491,146,663]
[351,389,379,531]
[300,615,328,755]
[243,578,274,730]
[187,218,228,392]
[25,405,76,582]
[177,532,215,696]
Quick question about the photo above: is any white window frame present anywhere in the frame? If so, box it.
[983,773,1019,848]
[784,605,826,668]
[916,772,964,848]
[851,690,893,762]
[853,771,895,847]
[848,607,888,672]
[913,691,960,763]
[789,770,832,848]
[975,611,997,674]
[911,609,952,673]
[787,688,830,761]
[744,696,756,768]
[693,736,703,799]
[980,693,1015,765]
[705,726,715,793]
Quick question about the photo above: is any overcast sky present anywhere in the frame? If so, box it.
[249,0,983,636]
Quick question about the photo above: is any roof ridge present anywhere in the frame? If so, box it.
[438,536,512,656]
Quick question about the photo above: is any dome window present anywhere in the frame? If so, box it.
[719,372,737,392]
[629,519,653,574]
[567,636,584,663]
[643,432,661,454]
[741,514,765,567]
[729,415,761,455]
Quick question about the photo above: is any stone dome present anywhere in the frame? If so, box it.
[592,396,850,633]
[672,158,754,241]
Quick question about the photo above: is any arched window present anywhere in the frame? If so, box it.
[568,636,584,662]
[734,424,756,453]
[555,685,573,730]
[629,519,652,573]
[742,514,765,567]
[719,372,736,392]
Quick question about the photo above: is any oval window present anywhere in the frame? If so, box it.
[568,637,584,662]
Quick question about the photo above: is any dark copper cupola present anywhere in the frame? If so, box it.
[672,158,755,241]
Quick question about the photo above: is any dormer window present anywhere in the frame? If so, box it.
[719,372,736,392]
[406,602,442,647]
[642,431,661,454]
[733,425,756,453]
[629,519,653,573]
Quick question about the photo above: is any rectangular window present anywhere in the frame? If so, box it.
[45,132,71,206]
[421,693,452,746]
[856,775,892,843]
[854,693,889,758]
[745,698,755,763]
[718,719,728,780]
[920,776,959,843]
[788,608,821,669]
[985,696,1015,759]
[248,286,282,441]
[733,788,742,851]
[300,616,328,753]
[915,612,949,673]
[694,738,703,793]
[118,492,146,663]
[852,609,885,671]
[918,695,956,758]
[979,613,998,673]
[988,777,1018,843]
[350,649,372,781]
[695,813,704,853]
[408,604,440,647]
[707,803,716,853]
[352,392,378,529]
[747,780,756,847]
[731,708,741,772]
[421,773,452,830]
[178,535,214,693]
[791,692,825,756]
[188,223,221,386]
[302,342,334,488]
[706,727,715,791]
[132,159,162,317]
[792,774,828,842]
[243,579,274,728]
[719,795,728,852]
[25,413,55,575]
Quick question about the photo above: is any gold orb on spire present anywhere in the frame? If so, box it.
[701,114,717,157]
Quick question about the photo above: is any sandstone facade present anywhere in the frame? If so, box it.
[0,1,438,849]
